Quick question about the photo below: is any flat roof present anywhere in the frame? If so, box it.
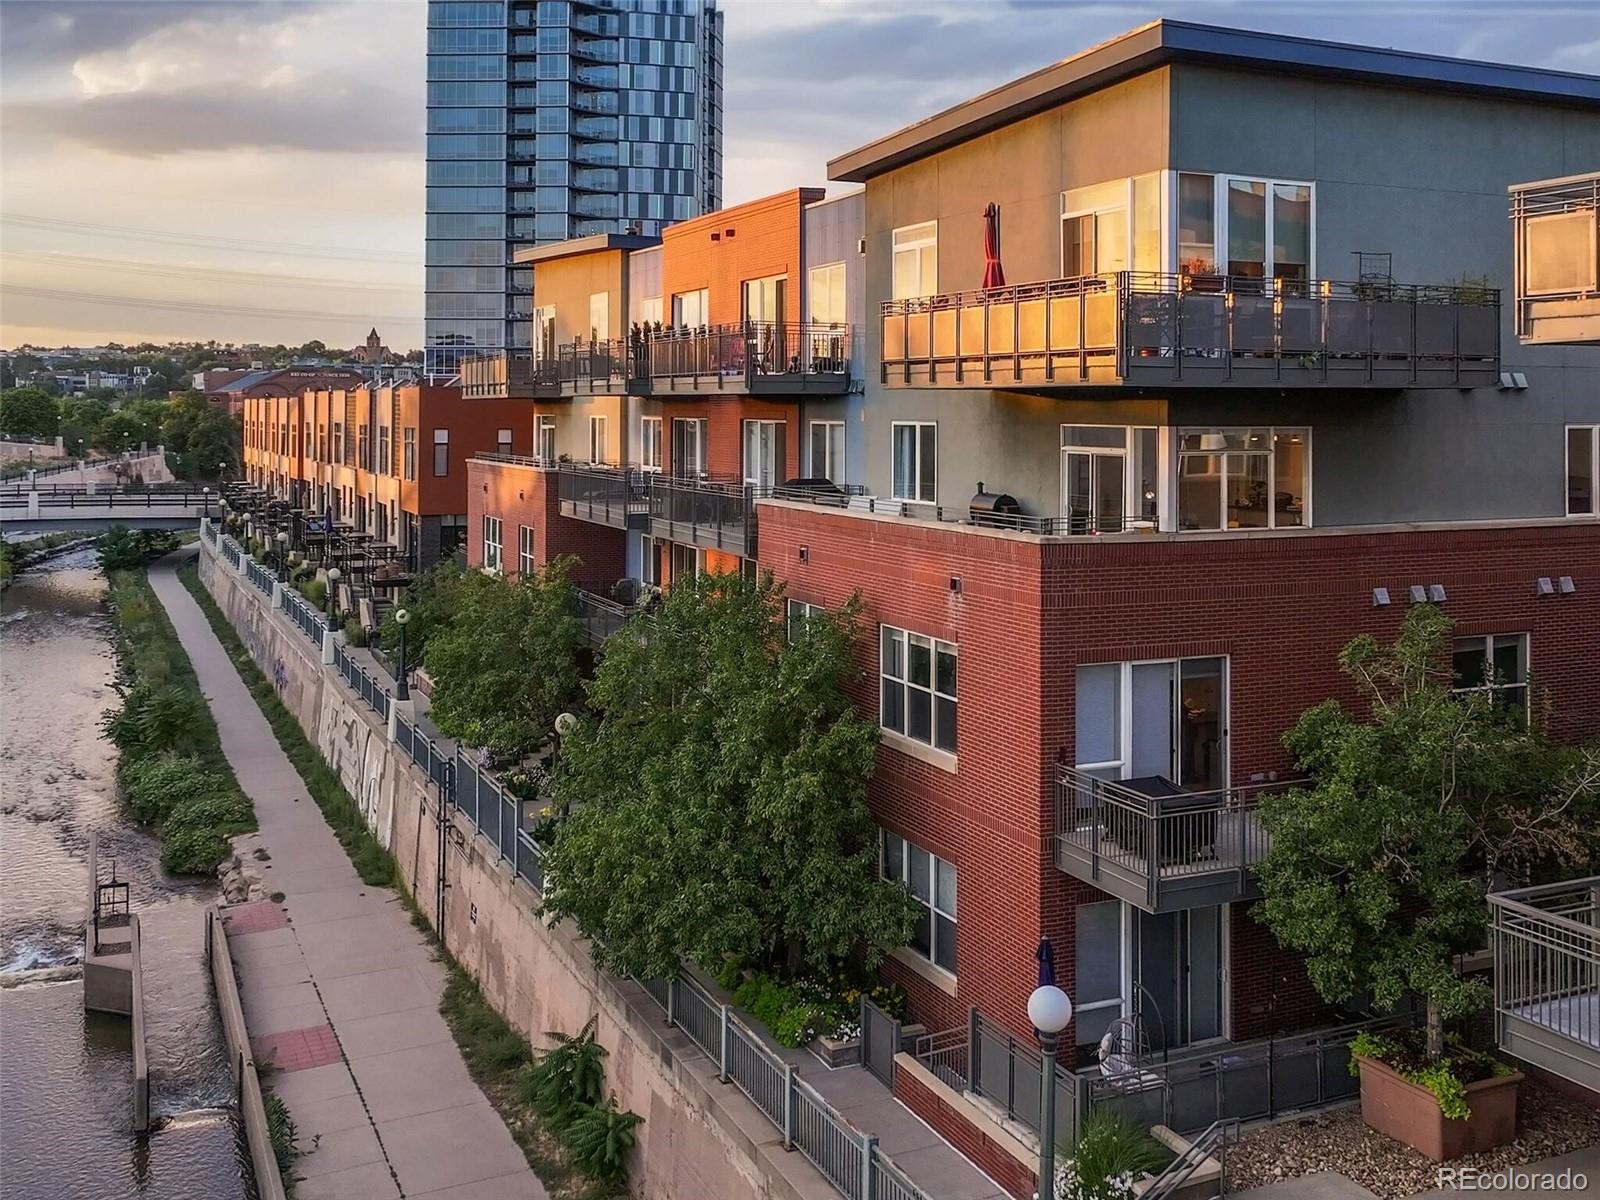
[513,232,660,265]
[828,19,1600,182]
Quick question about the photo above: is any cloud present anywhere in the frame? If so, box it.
[4,72,421,157]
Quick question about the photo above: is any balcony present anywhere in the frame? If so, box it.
[1488,878,1599,1093]
[1511,173,1600,345]
[882,272,1501,391]
[556,465,760,557]
[459,344,631,400]
[633,322,852,397]
[575,585,638,646]
[1054,765,1297,913]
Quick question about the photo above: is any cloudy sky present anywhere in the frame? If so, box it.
[2,0,1596,351]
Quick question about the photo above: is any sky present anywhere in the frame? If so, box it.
[1,0,1597,352]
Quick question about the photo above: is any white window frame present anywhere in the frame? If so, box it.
[891,420,937,505]
[588,415,608,465]
[891,222,937,300]
[482,514,503,573]
[1206,173,1317,284]
[1061,181,1130,278]
[786,597,824,642]
[640,415,663,472]
[880,624,957,756]
[1452,633,1530,716]
[1074,656,1231,790]
[640,534,659,585]
[671,541,705,581]
[588,291,609,342]
[743,418,784,489]
[1567,424,1599,517]
[537,417,556,464]
[810,420,844,482]
[1060,425,1160,532]
[671,288,708,328]
[808,261,847,327]
[1175,427,1311,531]
[672,416,706,478]
[497,427,513,456]
[518,523,535,575]
[880,830,957,976]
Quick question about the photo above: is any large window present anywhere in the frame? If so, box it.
[891,223,937,300]
[881,625,957,755]
[518,524,535,576]
[881,831,957,975]
[482,515,503,572]
[1177,428,1308,531]
[588,415,608,465]
[742,275,786,324]
[432,428,450,476]
[671,288,708,327]
[1076,657,1227,791]
[1061,175,1160,278]
[537,418,556,464]
[640,416,663,472]
[808,262,846,326]
[672,417,705,478]
[1453,634,1529,715]
[810,420,844,483]
[1569,425,1598,516]
[786,598,824,642]
[1061,425,1158,533]
[743,419,785,489]
[1178,172,1217,273]
[497,427,513,457]
[891,421,936,504]
[403,428,416,480]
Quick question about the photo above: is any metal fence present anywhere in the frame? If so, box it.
[220,535,242,569]
[861,997,902,1088]
[200,518,218,545]
[451,747,544,893]
[279,585,327,646]
[245,557,274,596]
[637,974,930,1200]
[333,642,390,721]
[1489,877,1600,1088]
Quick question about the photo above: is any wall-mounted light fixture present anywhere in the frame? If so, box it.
[950,576,963,594]
[798,545,809,563]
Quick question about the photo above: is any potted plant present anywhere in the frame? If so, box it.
[1256,606,1597,1159]
[1180,257,1224,294]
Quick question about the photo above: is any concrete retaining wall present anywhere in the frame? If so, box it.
[196,536,831,1200]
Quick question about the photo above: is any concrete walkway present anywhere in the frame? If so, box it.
[149,551,544,1200]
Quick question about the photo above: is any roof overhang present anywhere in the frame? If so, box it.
[828,19,1600,183]
[513,232,661,265]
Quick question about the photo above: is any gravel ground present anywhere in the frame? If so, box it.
[1227,1080,1600,1199]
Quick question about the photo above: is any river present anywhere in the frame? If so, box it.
[0,547,251,1199]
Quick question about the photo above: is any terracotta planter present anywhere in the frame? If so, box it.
[1355,1054,1522,1161]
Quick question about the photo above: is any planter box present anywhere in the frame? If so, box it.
[809,1022,925,1069]
[1355,1055,1522,1161]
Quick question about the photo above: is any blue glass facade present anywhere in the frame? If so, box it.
[425,0,723,376]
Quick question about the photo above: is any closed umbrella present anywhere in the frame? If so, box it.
[982,202,1006,290]
[1035,936,1057,988]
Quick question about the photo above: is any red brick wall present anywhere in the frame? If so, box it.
[656,396,801,481]
[758,502,1600,1053]
[892,1068,1035,1200]
[466,458,625,584]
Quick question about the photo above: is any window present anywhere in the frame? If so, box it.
[743,419,785,489]
[1178,172,1216,273]
[1062,181,1128,277]
[742,275,786,324]
[786,598,823,641]
[1178,174,1314,283]
[1453,634,1529,714]
[1061,425,1158,533]
[482,515,502,572]
[403,428,416,480]
[333,421,344,461]
[891,223,937,300]
[518,524,536,576]
[640,535,659,586]
[1178,428,1308,530]
[497,427,513,456]
[537,418,556,463]
[378,425,392,475]
[588,291,609,341]
[640,416,663,471]
[671,288,708,327]
[891,422,936,503]
[588,415,608,464]
[881,625,957,754]
[881,831,956,975]
[808,262,846,326]
[671,541,704,581]
[810,420,844,482]
[672,417,705,478]
[1075,657,1227,791]
[1569,425,1598,516]
[433,428,450,476]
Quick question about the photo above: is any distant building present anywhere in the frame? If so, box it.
[355,328,390,364]
[208,367,369,414]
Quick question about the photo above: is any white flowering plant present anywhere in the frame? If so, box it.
[1052,1112,1170,1200]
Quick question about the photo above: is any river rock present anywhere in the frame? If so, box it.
[218,832,270,903]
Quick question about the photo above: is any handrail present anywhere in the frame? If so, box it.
[1142,1119,1237,1200]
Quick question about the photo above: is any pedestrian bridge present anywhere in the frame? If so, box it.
[0,488,211,539]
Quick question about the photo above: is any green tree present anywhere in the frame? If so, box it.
[0,387,59,439]
[543,572,916,981]
[423,557,584,759]
[381,554,466,661]
[160,391,239,479]
[1256,606,1597,1059]
[58,394,111,456]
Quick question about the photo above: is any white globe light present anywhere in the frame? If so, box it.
[554,711,579,736]
[395,608,411,626]
[1028,985,1073,1035]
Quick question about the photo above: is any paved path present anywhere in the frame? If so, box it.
[149,551,544,1200]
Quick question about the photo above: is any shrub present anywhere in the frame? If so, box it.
[299,579,327,610]
[343,618,368,647]
[97,525,179,571]
[120,753,227,826]
[160,790,253,874]
[1056,1111,1171,1200]
[525,1017,607,1132]
[564,1097,642,1187]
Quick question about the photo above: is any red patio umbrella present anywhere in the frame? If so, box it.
[982,202,1006,289]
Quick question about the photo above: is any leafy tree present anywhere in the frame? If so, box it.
[58,394,110,456]
[543,571,916,981]
[381,555,467,664]
[1257,606,1597,1059]
[0,387,59,439]
[423,557,584,759]
[97,525,180,571]
[161,391,239,480]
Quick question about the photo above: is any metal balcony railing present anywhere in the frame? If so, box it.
[1488,877,1600,1091]
[575,587,637,646]
[1055,765,1298,912]
[555,465,761,556]
[460,343,631,398]
[882,270,1501,389]
[555,464,648,530]
[1510,172,1600,345]
[635,322,852,395]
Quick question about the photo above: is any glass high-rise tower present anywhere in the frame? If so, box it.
[425,0,723,377]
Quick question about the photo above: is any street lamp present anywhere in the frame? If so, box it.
[218,459,228,483]
[394,607,411,701]
[326,567,341,622]
[275,531,290,581]
[1028,982,1074,1200]
[202,486,211,522]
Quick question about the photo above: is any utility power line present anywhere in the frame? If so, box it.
[2,249,415,294]
[2,214,420,266]
[1,284,421,326]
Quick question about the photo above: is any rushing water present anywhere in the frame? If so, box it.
[0,548,251,1199]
